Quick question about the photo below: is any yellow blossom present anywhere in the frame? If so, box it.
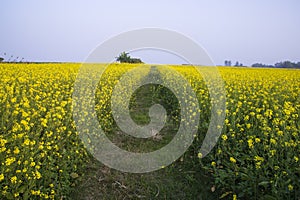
[11,176,17,184]
[222,135,228,141]
[0,174,4,182]
[230,157,237,163]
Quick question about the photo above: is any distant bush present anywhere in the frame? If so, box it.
[116,52,143,64]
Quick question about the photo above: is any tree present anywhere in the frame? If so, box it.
[251,61,300,68]
[0,57,4,62]
[116,52,131,63]
[252,63,274,68]
[275,61,298,68]
[130,58,143,63]
[224,60,232,66]
[116,52,143,64]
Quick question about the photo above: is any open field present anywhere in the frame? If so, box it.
[0,63,299,199]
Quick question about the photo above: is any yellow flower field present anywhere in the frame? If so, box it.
[0,63,299,199]
[173,66,300,199]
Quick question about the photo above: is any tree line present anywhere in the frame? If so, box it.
[225,60,300,69]
[251,61,300,69]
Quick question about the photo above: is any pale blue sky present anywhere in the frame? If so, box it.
[1,0,300,66]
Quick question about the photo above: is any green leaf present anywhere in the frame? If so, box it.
[70,172,79,179]
[258,181,269,186]
[23,190,30,200]
[18,185,27,193]
[219,191,232,199]
[259,194,278,200]
[240,172,249,180]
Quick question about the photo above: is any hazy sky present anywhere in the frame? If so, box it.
[1,0,300,66]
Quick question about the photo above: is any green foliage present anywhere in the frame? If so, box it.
[116,52,143,64]
[274,61,300,69]
[252,61,300,68]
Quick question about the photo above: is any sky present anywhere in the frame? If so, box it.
[1,0,300,66]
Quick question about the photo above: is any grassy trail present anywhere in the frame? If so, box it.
[70,66,218,200]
